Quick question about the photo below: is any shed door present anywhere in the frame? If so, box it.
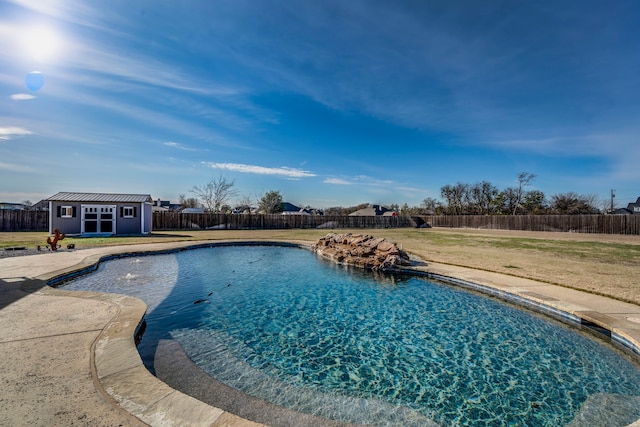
[82,205,116,234]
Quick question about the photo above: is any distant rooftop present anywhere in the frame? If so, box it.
[349,204,396,216]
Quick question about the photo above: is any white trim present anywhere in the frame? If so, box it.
[140,203,145,234]
[81,204,116,235]
[123,206,135,218]
[61,206,73,218]
[48,201,52,234]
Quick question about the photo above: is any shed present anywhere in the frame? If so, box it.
[46,192,153,236]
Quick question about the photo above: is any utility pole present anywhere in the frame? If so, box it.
[610,189,616,213]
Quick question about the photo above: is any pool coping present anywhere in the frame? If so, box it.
[5,239,640,427]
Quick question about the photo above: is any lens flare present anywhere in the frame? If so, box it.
[22,26,61,63]
[25,71,44,92]
[24,71,44,92]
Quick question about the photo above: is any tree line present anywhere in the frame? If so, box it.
[326,173,601,216]
[423,173,600,215]
[181,176,286,214]
[184,173,602,216]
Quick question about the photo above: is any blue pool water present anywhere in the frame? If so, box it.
[61,245,640,426]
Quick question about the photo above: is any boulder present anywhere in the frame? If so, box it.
[376,240,396,253]
[312,233,411,271]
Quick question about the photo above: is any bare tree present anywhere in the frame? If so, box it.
[479,181,499,214]
[599,197,613,213]
[324,203,369,215]
[178,194,199,208]
[190,176,238,212]
[441,183,468,215]
[583,194,602,213]
[501,188,520,215]
[467,181,498,215]
[421,197,439,214]
[234,195,254,213]
[513,172,536,215]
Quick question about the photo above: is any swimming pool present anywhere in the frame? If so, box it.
[61,244,640,426]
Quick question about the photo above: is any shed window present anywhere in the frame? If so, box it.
[60,206,74,218]
[122,206,136,218]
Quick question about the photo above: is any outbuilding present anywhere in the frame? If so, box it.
[46,192,153,236]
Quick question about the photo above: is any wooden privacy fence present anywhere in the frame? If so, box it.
[153,213,413,230]
[152,213,640,234]
[420,214,640,235]
[0,210,48,231]
[3,211,640,235]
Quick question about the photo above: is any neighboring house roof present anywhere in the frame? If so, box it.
[181,207,204,213]
[0,202,25,210]
[31,200,49,210]
[625,197,640,214]
[154,199,171,207]
[282,210,310,215]
[610,197,640,214]
[281,202,309,215]
[46,192,153,203]
[301,207,323,215]
[281,202,301,212]
[349,204,394,216]
[612,208,632,215]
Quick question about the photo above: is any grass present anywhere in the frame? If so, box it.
[2,228,640,305]
[0,232,192,249]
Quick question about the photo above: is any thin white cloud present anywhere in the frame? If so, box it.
[11,94,36,101]
[226,2,478,132]
[484,134,606,156]
[354,175,394,186]
[54,32,241,97]
[485,129,640,173]
[0,161,37,173]
[163,141,196,151]
[324,178,352,185]
[0,126,33,140]
[324,175,397,187]
[37,85,244,149]
[204,162,316,178]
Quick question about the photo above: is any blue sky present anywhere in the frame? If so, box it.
[1,0,639,209]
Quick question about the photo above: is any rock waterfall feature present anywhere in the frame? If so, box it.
[312,233,411,271]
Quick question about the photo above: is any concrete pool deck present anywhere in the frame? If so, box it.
[0,240,639,427]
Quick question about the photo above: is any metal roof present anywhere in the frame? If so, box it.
[46,192,152,203]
